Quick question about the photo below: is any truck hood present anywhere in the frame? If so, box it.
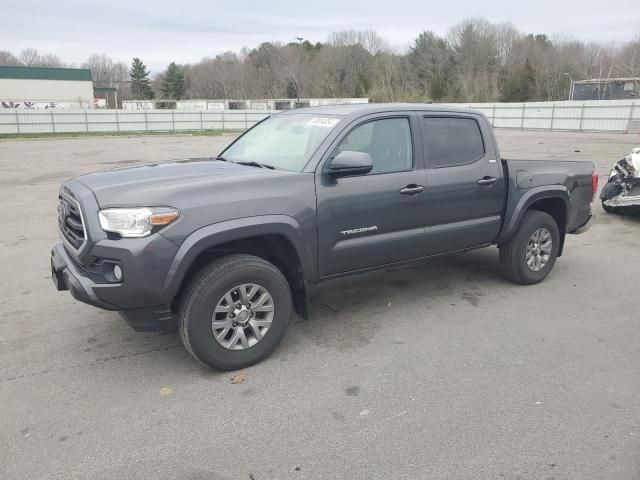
[75,158,281,207]
[70,156,316,247]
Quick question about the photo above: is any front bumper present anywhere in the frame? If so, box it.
[51,242,177,332]
[51,242,115,309]
[604,194,640,207]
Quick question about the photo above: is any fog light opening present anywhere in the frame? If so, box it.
[113,264,123,281]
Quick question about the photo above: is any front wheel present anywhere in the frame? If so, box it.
[179,254,292,370]
[499,211,560,285]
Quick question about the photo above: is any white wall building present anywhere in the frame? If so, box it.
[0,66,94,109]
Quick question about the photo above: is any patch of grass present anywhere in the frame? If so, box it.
[0,129,243,141]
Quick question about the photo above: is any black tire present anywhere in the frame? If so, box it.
[601,200,619,214]
[179,254,292,370]
[499,210,560,285]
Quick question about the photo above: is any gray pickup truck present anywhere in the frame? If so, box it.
[51,104,595,369]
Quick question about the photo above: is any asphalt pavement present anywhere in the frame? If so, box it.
[1,130,639,479]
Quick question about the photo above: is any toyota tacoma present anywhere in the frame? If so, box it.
[51,104,596,369]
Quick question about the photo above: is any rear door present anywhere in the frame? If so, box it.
[315,113,428,276]
[419,113,505,255]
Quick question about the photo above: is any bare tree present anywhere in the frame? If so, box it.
[16,48,66,67]
[82,53,130,103]
[448,18,500,101]
[0,51,23,66]
[329,30,389,55]
[37,53,65,67]
[617,38,640,93]
[370,52,414,102]
[19,48,40,67]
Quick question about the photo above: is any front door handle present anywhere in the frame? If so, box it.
[477,176,497,186]
[399,184,425,195]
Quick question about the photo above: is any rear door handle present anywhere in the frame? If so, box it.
[399,184,425,195]
[477,176,497,186]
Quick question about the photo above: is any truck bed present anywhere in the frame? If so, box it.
[499,158,594,241]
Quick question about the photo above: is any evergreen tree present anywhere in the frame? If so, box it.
[500,58,536,102]
[286,79,298,99]
[408,31,456,101]
[130,57,155,100]
[160,62,185,100]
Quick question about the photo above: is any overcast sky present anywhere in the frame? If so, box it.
[2,0,638,72]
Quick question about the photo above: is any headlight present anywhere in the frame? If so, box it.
[98,207,179,238]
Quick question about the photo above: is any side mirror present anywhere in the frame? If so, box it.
[325,150,373,177]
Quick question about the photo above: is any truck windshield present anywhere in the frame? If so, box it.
[221,114,342,171]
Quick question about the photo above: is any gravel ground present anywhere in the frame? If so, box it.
[1,130,639,480]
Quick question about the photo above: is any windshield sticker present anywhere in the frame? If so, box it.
[308,117,340,128]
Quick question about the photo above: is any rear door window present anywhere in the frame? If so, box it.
[422,117,485,168]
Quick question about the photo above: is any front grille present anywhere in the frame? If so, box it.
[58,193,85,250]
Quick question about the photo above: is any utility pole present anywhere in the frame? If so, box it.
[563,72,574,101]
[295,36,304,108]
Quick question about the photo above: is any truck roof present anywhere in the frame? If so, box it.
[278,102,481,117]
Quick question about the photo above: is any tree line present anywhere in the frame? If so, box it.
[2,18,639,104]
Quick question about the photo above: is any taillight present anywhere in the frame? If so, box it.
[591,169,598,202]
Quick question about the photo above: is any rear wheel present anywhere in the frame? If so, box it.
[499,211,560,285]
[179,254,292,370]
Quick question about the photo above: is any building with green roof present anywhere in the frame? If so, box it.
[0,66,95,109]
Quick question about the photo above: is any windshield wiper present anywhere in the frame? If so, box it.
[215,155,228,161]
[233,161,275,170]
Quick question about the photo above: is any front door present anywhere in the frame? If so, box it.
[316,114,428,277]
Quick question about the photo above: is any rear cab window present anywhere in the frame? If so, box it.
[422,117,485,168]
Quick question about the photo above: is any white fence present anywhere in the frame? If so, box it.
[123,98,370,111]
[0,109,276,135]
[1,100,640,135]
[448,99,640,133]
